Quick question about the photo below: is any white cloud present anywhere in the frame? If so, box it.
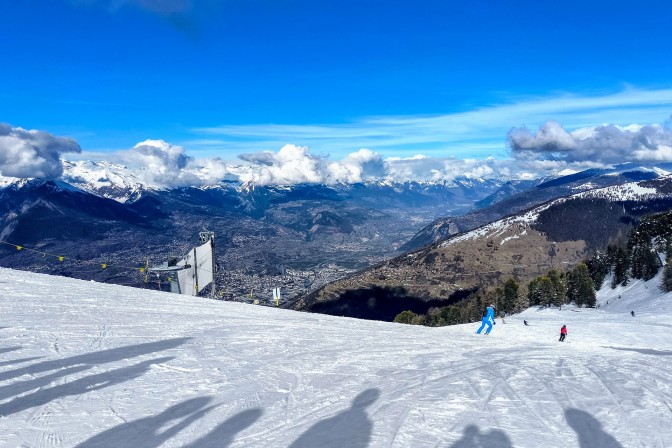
[634,145,672,162]
[507,120,577,153]
[384,155,511,183]
[67,133,665,189]
[326,149,386,184]
[0,123,81,179]
[508,118,672,164]
[189,87,672,161]
[236,146,507,185]
[116,139,206,188]
[237,144,325,185]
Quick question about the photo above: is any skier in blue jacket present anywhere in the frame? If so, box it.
[476,304,496,334]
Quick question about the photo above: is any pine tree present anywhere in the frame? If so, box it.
[537,276,555,307]
[502,279,519,314]
[464,292,484,322]
[642,247,661,281]
[662,256,672,293]
[527,277,542,306]
[630,239,660,281]
[611,246,630,288]
[548,269,567,306]
[586,251,610,290]
[441,306,462,325]
[515,289,530,312]
[630,244,644,279]
[568,263,596,307]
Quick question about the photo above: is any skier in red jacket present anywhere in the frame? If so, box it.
[559,325,567,342]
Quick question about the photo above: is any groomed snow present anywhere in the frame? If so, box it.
[1,267,671,447]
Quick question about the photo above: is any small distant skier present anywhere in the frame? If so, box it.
[524,320,529,326]
[631,310,635,317]
[559,324,567,342]
[476,304,496,335]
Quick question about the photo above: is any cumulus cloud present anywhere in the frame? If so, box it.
[68,139,584,188]
[326,149,386,184]
[508,120,576,154]
[237,146,504,186]
[508,118,672,164]
[0,123,81,179]
[117,139,204,187]
[238,145,326,185]
[236,146,495,186]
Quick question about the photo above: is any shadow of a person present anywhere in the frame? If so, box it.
[289,388,380,448]
[450,424,512,448]
[0,357,173,417]
[77,396,217,448]
[0,337,190,383]
[565,408,623,448]
[183,408,263,447]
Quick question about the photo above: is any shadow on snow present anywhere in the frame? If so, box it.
[448,408,623,447]
[76,397,262,448]
[76,397,257,448]
[0,357,174,417]
[450,424,512,447]
[0,337,191,382]
[0,338,191,417]
[289,388,379,448]
[0,346,22,355]
[0,356,42,368]
[0,339,628,447]
[603,346,672,356]
[565,408,623,448]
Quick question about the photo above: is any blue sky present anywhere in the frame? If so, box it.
[2,0,672,181]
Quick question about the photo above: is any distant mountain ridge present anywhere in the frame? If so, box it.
[291,173,672,321]
[0,164,505,302]
[400,163,672,252]
[2,161,672,308]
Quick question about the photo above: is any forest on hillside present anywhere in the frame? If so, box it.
[395,209,672,327]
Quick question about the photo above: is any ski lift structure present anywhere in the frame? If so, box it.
[148,230,217,298]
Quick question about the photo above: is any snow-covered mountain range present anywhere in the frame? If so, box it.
[1,160,672,309]
[0,266,670,447]
[401,163,672,251]
[53,159,502,205]
[0,161,505,303]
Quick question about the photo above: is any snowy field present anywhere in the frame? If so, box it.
[1,267,671,447]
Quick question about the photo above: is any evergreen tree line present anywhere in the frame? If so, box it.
[394,210,672,327]
[585,211,672,293]
[394,263,598,327]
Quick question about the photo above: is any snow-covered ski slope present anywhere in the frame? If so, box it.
[0,267,671,447]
